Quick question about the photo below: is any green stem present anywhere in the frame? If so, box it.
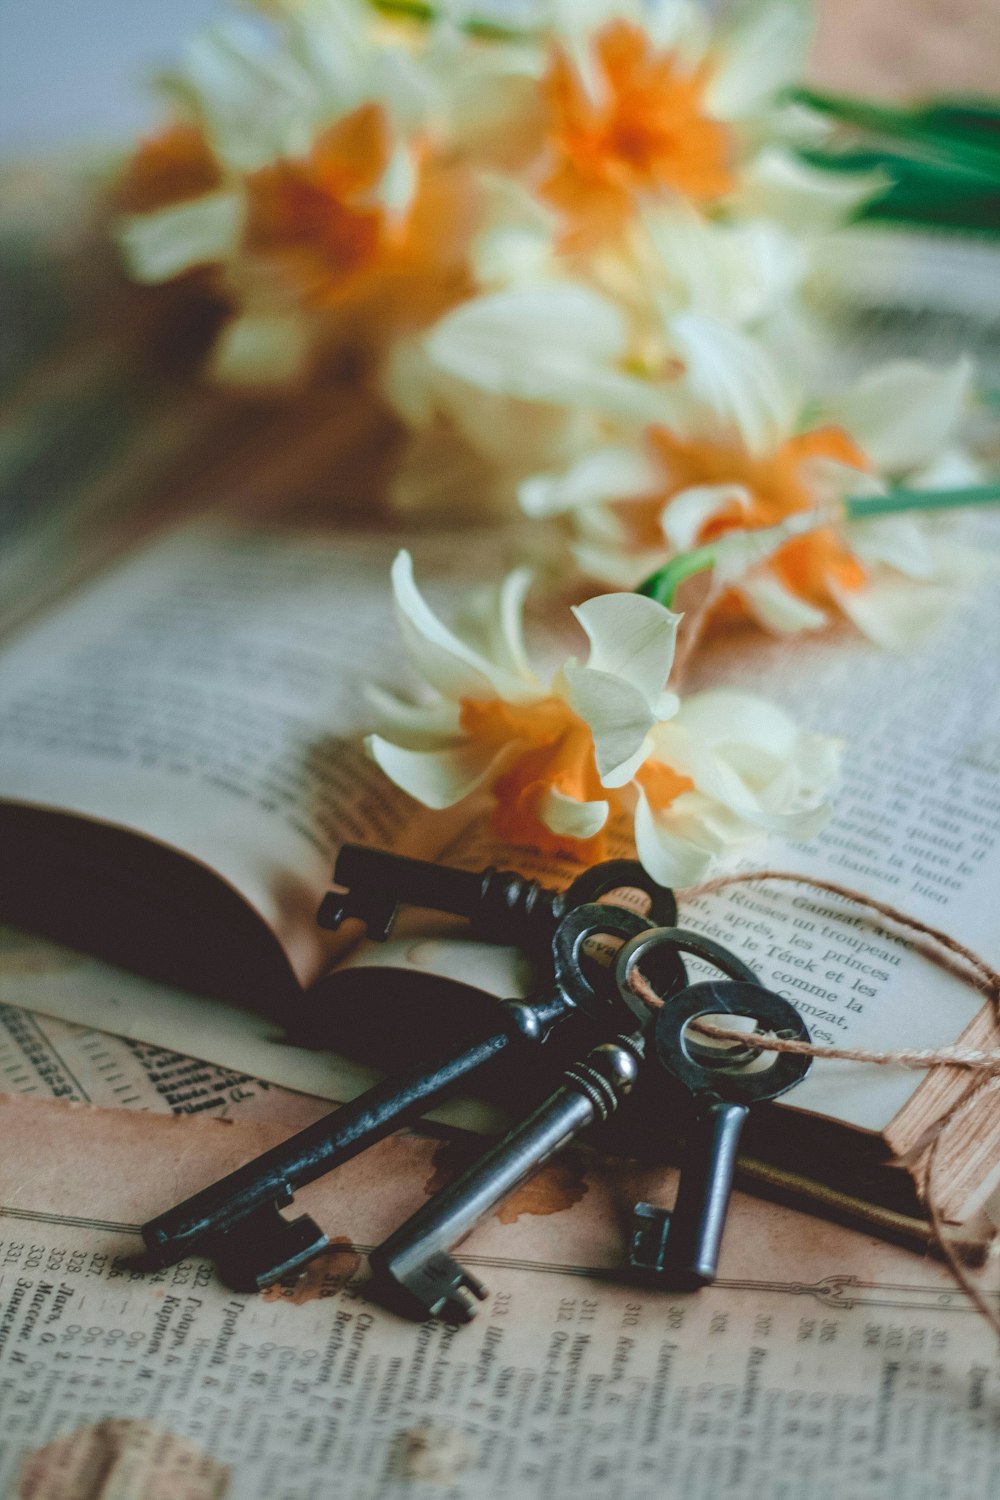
[845,484,1000,520]
[637,546,717,608]
[367,0,533,39]
[791,89,1000,183]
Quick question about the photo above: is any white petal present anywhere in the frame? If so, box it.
[706,3,811,119]
[563,665,654,788]
[390,551,530,702]
[571,592,680,706]
[828,573,956,650]
[538,786,609,841]
[846,516,935,579]
[660,483,752,551]
[365,685,462,747]
[571,542,661,589]
[424,283,669,420]
[733,147,887,231]
[366,735,500,809]
[634,787,716,889]
[115,192,244,283]
[375,141,417,221]
[209,312,311,386]
[518,447,660,519]
[823,358,973,474]
[453,569,536,681]
[668,313,796,454]
[737,571,828,634]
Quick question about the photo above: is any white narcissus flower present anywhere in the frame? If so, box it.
[367,552,840,886]
[518,317,981,648]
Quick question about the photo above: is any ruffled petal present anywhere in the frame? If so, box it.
[209,311,312,386]
[733,147,887,231]
[846,516,935,580]
[633,786,717,889]
[827,572,956,651]
[822,358,973,474]
[660,483,752,551]
[737,570,828,634]
[116,192,245,283]
[390,551,532,702]
[519,446,660,519]
[538,786,610,841]
[570,592,680,707]
[365,685,462,748]
[706,4,811,119]
[668,313,796,454]
[366,735,501,809]
[562,665,655,789]
[423,283,669,421]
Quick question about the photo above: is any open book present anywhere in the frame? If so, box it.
[0,507,998,1257]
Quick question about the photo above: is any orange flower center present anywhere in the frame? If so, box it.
[459,696,692,856]
[246,104,393,299]
[117,123,223,214]
[541,19,735,243]
[635,424,872,603]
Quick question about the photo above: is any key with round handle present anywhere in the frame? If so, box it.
[317,845,678,953]
[616,928,812,1288]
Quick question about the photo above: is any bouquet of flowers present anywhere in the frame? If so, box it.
[112,0,996,882]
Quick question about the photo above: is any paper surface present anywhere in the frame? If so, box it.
[0,1094,998,1500]
[0,925,511,1135]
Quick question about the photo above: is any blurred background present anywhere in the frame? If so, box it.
[2,0,1000,158]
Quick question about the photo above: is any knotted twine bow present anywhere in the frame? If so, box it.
[627,869,1000,1337]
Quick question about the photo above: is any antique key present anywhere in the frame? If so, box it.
[365,927,757,1324]
[134,903,674,1291]
[318,844,677,952]
[616,928,812,1289]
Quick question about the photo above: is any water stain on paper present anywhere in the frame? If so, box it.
[394,1426,474,1482]
[16,1418,229,1500]
[424,1139,589,1222]
[494,1152,589,1223]
[260,1237,361,1303]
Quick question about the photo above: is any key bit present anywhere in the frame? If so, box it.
[367,1034,645,1324]
[318,845,677,948]
[612,955,812,1289]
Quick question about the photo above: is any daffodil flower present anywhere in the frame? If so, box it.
[519,317,980,647]
[367,552,839,886]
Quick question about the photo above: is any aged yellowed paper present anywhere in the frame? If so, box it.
[0,1096,997,1499]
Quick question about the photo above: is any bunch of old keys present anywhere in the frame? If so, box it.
[134,844,812,1323]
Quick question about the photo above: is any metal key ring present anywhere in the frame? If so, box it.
[653,980,812,1104]
[562,860,678,929]
[614,925,760,1028]
[552,905,688,1025]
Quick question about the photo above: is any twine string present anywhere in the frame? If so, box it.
[626,870,1000,1339]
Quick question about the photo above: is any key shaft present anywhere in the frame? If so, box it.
[319,845,677,945]
[368,1037,643,1323]
[137,993,568,1287]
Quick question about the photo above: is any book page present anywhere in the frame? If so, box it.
[1,1094,999,1500]
[0,519,513,986]
[0,924,509,1136]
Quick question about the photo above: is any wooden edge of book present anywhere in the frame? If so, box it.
[883,999,1000,1223]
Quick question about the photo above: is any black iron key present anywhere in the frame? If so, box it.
[318,844,677,951]
[132,903,674,1291]
[365,925,760,1324]
[615,929,811,1288]
[367,1031,647,1324]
